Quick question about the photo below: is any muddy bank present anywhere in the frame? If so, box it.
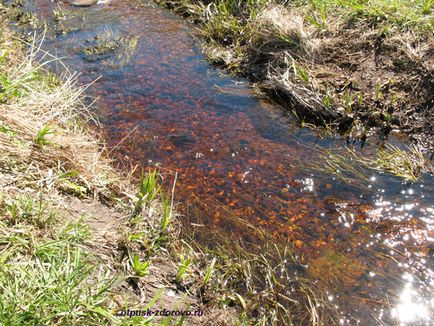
[156,0,434,150]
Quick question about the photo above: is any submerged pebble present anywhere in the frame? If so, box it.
[62,0,110,6]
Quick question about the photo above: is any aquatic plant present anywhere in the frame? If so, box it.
[194,242,340,325]
[81,29,138,67]
[309,142,433,185]
[375,144,433,181]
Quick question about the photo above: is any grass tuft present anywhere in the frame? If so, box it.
[376,144,433,181]
[34,124,55,146]
[309,143,433,185]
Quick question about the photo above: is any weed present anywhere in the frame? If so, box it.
[52,6,67,22]
[62,180,88,196]
[202,257,216,287]
[322,92,333,108]
[292,61,310,83]
[1,192,56,228]
[0,227,116,325]
[59,218,92,243]
[81,29,138,68]
[130,252,150,277]
[310,143,432,185]
[307,0,328,30]
[131,170,159,219]
[326,151,368,179]
[0,123,16,137]
[342,91,353,113]
[34,125,55,146]
[159,191,171,232]
[0,51,58,103]
[176,255,192,283]
[195,242,340,325]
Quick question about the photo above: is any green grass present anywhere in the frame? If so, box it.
[0,23,118,322]
[310,148,372,185]
[81,29,138,68]
[0,47,59,103]
[290,0,433,32]
[0,193,117,325]
[130,253,150,277]
[201,257,216,287]
[175,255,192,283]
[172,239,340,325]
[161,0,432,42]
[159,191,172,232]
[131,170,160,219]
[344,0,433,30]
[34,125,56,146]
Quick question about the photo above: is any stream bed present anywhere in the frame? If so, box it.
[11,0,434,324]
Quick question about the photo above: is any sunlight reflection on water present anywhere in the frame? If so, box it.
[391,273,433,325]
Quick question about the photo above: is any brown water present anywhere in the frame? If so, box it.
[13,0,434,324]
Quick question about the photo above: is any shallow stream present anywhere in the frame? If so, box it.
[12,0,434,324]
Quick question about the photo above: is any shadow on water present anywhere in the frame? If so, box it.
[10,0,434,323]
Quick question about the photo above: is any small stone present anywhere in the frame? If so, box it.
[294,240,303,248]
[64,0,98,7]
[167,290,176,297]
